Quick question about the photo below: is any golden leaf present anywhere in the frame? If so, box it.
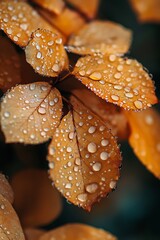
[32,0,65,15]
[72,88,129,140]
[0,0,60,47]
[48,96,121,210]
[125,108,160,178]
[0,174,14,204]
[65,0,100,19]
[67,21,132,55]
[25,29,68,77]
[0,35,21,92]
[39,223,117,240]
[11,169,62,227]
[0,194,25,240]
[1,82,62,144]
[72,54,157,110]
[39,7,85,37]
[130,0,160,23]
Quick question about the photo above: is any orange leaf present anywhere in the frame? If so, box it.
[32,0,65,15]
[11,169,62,227]
[0,174,14,204]
[0,193,25,240]
[72,54,157,110]
[25,29,68,77]
[65,0,100,19]
[72,88,129,140]
[24,228,45,240]
[130,0,160,23]
[39,223,117,240]
[39,7,85,37]
[125,108,160,178]
[67,21,132,55]
[0,35,21,92]
[1,82,62,144]
[48,96,121,210]
[0,0,60,47]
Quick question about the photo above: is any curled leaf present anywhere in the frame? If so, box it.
[0,193,25,240]
[24,228,45,240]
[0,174,14,204]
[130,0,160,23]
[39,7,85,37]
[65,0,100,19]
[73,54,157,110]
[48,96,121,210]
[0,0,59,47]
[67,21,132,55]
[11,169,62,227]
[72,89,129,140]
[1,82,62,144]
[32,0,65,15]
[0,35,21,92]
[125,108,160,178]
[25,29,68,77]
[39,223,117,240]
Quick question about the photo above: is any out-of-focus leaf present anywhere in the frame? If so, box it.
[0,35,21,92]
[25,29,68,77]
[125,108,160,178]
[1,82,62,144]
[39,223,117,240]
[11,169,62,227]
[73,54,157,110]
[24,228,45,240]
[0,174,14,204]
[32,0,65,15]
[67,21,132,55]
[48,96,121,210]
[0,193,25,240]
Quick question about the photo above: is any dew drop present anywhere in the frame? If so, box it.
[92,162,102,171]
[85,183,98,193]
[109,180,117,189]
[134,100,143,109]
[87,142,97,153]
[77,193,87,202]
[101,139,109,146]
[88,126,96,134]
[100,152,108,160]
[38,107,46,114]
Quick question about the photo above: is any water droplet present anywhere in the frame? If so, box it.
[85,183,98,193]
[4,111,10,118]
[89,72,102,80]
[100,152,108,160]
[67,146,72,153]
[92,162,102,171]
[101,139,109,146]
[65,183,72,189]
[109,180,117,189]
[49,162,54,169]
[77,193,87,202]
[134,100,143,109]
[38,107,46,114]
[87,142,97,153]
[88,126,96,134]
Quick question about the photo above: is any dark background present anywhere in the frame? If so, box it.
[0,0,160,239]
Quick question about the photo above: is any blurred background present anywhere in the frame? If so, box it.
[0,0,160,239]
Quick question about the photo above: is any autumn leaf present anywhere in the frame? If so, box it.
[25,29,69,77]
[48,95,121,210]
[0,35,21,92]
[0,194,25,240]
[130,0,160,23]
[0,0,60,47]
[39,7,85,37]
[0,174,14,204]
[72,54,157,110]
[1,82,62,144]
[32,0,65,15]
[65,0,100,19]
[125,108,160,179]
[11,169,62,227]
[72,88,129,140]
[39,223,117,240]
[67,21,132,55]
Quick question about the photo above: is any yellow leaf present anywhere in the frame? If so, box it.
[48,96,121,210]
[65,0,100,19]
[130,0,160,23]
[39,7,85,37]
[0,35,21,92]
[11,169,62,227]
[73,54,157,110]
[72,88,129,140]
[67,21,132,55]
[39,223,117,240]
[0,193,25,240]
[25,29,68,77]
[32,0,65,15]
[1,82,62,144]
[0,174,14,204]
[125,108,160,179]
[0,0,61,47]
